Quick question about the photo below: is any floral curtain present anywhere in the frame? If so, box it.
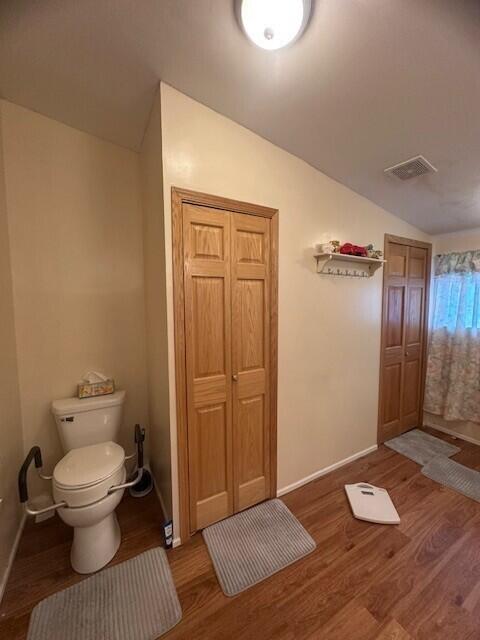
[424,251,480,422]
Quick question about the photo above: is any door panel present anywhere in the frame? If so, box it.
[183,205,233,532]
[238,279,265,370]
[383,363,402,425]
[385,286,405,350]
[408,247,427,280]
[388,244,408,277]
[382,363,402,440]
[232,213,271,512]
[405,287,423,348]
[192,277,225,376]
[237,395,266,509]
[402,359,420,425]
[378,238,430,443]
[196,404,227,499]
[237,230,265,264]
[190,222,225,260]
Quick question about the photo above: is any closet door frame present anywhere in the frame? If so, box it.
[377,233,432,444]
[172,187,279,543]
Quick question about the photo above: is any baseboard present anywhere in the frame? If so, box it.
[424,421,480,447]
[172,537,181,548]
[277,444,378,498]
[0,512,26,604]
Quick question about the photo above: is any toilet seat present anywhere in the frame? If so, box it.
[53,441,126,508]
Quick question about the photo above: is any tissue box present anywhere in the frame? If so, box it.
[78,378,115,399]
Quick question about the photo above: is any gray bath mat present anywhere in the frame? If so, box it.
[203,499,316,597]
[422,456,480,502]
[385,429,460,465]
[27,547,181,640]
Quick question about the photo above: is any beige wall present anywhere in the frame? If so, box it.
[159,83,430,542]
[0,104,24,599]
[434,228,480,254]
[1,100,149,494]
[424,227,480,443]
[140,90,172,518]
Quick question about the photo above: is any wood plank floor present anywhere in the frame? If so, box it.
[1,428,480,639]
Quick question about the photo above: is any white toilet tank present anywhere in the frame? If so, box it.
[51,390,126,452]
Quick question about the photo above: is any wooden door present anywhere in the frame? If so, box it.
[378,236,431,444]
[183,204,234,531]
[231,213,271,512]
[177,190,278,537]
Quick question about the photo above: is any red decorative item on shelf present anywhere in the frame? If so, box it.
[339,243,368,257]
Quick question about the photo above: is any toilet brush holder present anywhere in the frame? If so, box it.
[129,463,153,498]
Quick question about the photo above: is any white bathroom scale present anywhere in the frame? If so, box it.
[345,483,400,525]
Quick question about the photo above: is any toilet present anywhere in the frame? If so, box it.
[50,390,129,574]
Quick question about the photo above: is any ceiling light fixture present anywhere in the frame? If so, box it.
[238,0,312,51]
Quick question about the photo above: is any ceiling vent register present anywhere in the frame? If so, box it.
[384,155,437,181]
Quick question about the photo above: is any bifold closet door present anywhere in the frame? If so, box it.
[378,236,430,443]
[183,204,234,532]
[231,213,271,512]
[182,203,273,533]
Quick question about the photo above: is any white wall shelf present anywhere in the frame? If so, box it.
[314,252,386,278]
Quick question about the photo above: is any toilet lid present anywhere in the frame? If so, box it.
[53,441,125,489]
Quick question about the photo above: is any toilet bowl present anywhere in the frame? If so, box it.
[53,441,126,574]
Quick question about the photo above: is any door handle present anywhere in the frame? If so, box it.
[232,374,238,381]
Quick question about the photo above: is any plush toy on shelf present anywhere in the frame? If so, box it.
[366,244,383,259]
[316,239,343,254]
[339,242,368,257]
[315,240,383,259]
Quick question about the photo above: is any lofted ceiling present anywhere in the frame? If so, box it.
[1,0,480,234]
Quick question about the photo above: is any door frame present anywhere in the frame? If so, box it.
[171,187,279,542]
[377,233,432,444]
